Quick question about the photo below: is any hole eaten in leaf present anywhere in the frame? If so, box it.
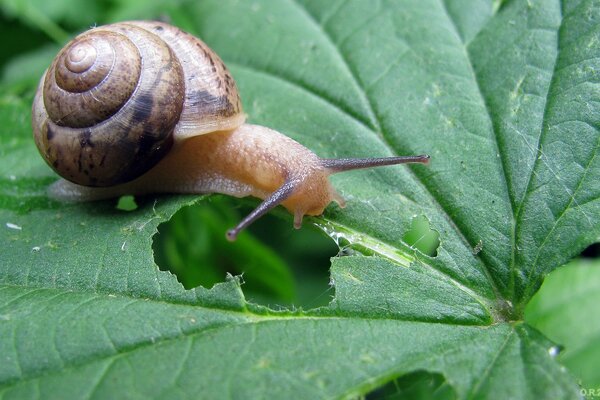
[115,195,138,211]
[153,195,337,309]
[366,370,455,400]
[402,215,440,257]
[580,242,600,258]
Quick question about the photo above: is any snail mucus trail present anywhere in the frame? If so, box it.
[32,21,430,241]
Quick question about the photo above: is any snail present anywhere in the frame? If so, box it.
[32,21,430,241]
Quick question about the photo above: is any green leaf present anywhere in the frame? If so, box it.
[1,0,598,398]
[0,288,578,399]
[526,258,600,389]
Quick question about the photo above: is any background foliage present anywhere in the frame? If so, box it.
[1,0,599,398]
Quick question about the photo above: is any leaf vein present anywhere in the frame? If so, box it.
[468,328,514,398]
[526,127,599,290]
[440,0,510,302]
[289,0,382,133]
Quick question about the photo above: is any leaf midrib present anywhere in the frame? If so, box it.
[437,0,513,308]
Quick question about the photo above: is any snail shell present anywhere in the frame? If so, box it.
[32,21,244,187]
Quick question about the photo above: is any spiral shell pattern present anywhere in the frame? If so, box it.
[33,21,244,187]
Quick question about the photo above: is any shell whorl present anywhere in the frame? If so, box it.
[133,21,244,138]
[33,21,245,187]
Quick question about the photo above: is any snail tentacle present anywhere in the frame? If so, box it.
[226,178,299,241]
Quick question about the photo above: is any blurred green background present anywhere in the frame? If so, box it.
[0,0,440,309]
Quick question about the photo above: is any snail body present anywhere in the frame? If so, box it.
[33,21,429,240]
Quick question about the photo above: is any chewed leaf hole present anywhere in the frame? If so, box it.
[153,195,338,309]
[366,370,455,400]
[580,242,600,258]
[115,195,138,211]
[402,215,440,257]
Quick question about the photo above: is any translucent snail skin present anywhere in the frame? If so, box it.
[33,21,429,240]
